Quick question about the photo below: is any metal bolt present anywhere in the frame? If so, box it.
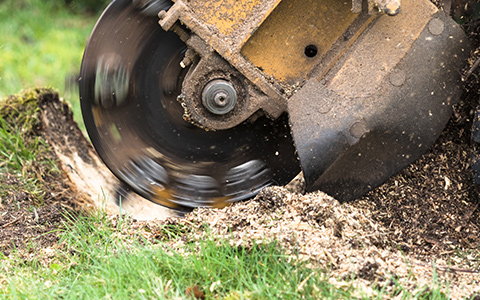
[371,0,401,16]
[202,80,237,115]
[214,91,228,107]
[383,0,400,16]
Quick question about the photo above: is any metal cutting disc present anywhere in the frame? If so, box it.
[79,0,300,211]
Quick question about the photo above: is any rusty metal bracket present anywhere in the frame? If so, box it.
[158,0,375,130]
[159,0,287,128]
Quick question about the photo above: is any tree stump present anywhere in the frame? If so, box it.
[38,91,173,220]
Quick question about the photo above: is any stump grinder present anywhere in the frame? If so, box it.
[79,0,471,212]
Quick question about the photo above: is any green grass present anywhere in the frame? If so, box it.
[0,209,460,300]
[0,0,102,128]
[0,212,342,300]
[0,117,42,172]
[0,88,59,205]
[0,117,46,204]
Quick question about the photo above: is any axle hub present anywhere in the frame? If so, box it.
[202,80,237,115]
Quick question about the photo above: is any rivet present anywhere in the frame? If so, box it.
[389,69,406,87]
[428,18,445,36]
[350,121,368,139]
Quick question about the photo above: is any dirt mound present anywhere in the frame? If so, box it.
[155,186,479,297]
[0,89,171,256]
[358,96,480,258]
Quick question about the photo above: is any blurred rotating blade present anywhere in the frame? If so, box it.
[79,0,300,212]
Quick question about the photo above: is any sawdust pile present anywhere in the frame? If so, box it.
[152,186,479,298]
[149,18,480,296]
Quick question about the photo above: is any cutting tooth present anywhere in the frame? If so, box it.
[150,186,177,208]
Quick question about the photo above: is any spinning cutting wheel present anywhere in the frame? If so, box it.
[79,0,300,211]
[80,0,469,212]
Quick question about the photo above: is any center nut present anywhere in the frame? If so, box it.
[202,79,237,115]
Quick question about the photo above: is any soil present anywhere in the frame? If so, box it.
[1,4,480,299]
